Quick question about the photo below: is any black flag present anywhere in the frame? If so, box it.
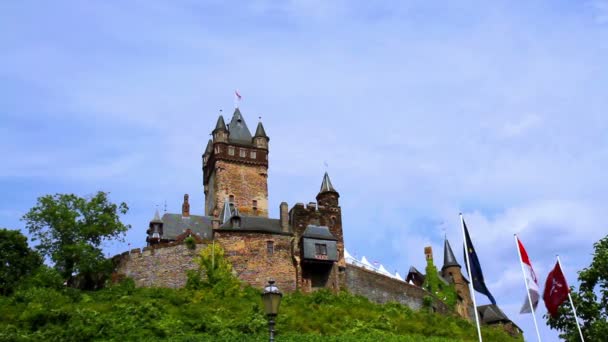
[462,218,497,305]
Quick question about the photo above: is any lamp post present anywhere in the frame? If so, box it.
[261,279,282,342]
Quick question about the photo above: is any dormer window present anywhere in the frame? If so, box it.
[228,146,235,156]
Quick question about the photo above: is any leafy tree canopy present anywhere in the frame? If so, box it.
[21,192,130,286]
[546,235,608,341]
[0,228,42,295]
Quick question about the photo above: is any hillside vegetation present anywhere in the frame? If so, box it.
[0,275,520,342]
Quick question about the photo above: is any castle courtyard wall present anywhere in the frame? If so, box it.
[345,264,451,314]
[113,243,206,288]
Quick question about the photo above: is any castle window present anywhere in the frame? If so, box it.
[252,200,258,215]
[229,195,235,206]
[315,243,328,256]
[239,148,246,157]
[215,146,220,154]
[250,151,257,159]
[228,146,235,156]
[267,241,274,255]
[252,200,257,207]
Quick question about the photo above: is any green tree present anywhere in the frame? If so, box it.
[22,192,130,288]
[187,243,240,294]
[546,235,608,341]
[0,228,42,295]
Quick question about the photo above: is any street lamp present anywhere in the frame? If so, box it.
[261,279,282,342]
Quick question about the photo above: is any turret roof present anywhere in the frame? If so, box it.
[214,115,227,132]
[443,238,461,269]
[254,121,268,139]
[227,108,253,145]
[319,172,337,193]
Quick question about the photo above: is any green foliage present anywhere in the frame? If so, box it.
[184,236,196,250]
[0,283,520,342]
[186,243,241,295]
[546,234,608,341]
[422,256,457,309]
[0,228,42,295]
[21,192,130,287]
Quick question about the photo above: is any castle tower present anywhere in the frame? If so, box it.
[203,108,269,218]
[442,238,473,319]
[146,209,164,246]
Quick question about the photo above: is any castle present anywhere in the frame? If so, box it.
[114,107,520,335]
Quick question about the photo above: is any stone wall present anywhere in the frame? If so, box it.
[215,231,297,292]
[210,159,269,218]
[346,264,451,314]
[113,243,206,288]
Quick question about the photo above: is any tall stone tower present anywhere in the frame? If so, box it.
[202,108,270,217]
[441,238,473,319]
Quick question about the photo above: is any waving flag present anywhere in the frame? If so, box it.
[543,261,569,317]
[516,236,540,313]
[462,218,497,305]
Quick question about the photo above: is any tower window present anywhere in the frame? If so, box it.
[267,241,274,255]
[250,151,257,159]
[228,146,235,156]
[252,200,258,207]
[315,243,328,256]
[239,148,246,157]
[215,146,220,153]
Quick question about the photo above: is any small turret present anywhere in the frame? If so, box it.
[146,209,164,246]
[213,115,228,143]
[442,238,460,270]
[441,237,473,319]
[253,121,269,149]
[316,172,339,207]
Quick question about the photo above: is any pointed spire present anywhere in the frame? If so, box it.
[443,238,461,269]
[214,115,227,132]
[254,121,268,139]
[319,172,337,193]
[205,139,213,154]
[227,108,253,144]
[152,209,162,222]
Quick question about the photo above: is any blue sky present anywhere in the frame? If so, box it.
[2,1,608,340]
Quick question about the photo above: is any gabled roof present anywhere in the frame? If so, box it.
[443,238,461,269]
[161,213,213,240]
[302,225,337,240]
[227,108,253,145]
[254,121,268,139]
[319,172,337,193]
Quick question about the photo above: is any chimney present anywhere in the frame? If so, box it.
[280,202,289,233]
[424,246,433,261]
[182,194,190,217]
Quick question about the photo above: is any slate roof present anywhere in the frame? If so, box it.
[161,213,213,240]
[218,215,286,234]
[477,304,512,324]
[443,238,461,269]
[302,225,337,240]
[214,115,227,132]
[254,121,268,139]
[319,172,337,193]
[227,108,253,145]
[205,139,213,154]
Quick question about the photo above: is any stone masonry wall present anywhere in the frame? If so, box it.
[114,243,206,288]
[215,231,296,292]
[213,160,269,217]
[346,264,451,315]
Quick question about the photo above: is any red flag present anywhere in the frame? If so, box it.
[516,237,540,313]
[543,261,569,317]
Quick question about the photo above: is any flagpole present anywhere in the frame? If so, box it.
[460,213,483,342]
[556,255,585,342]
[514,234,542,342]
